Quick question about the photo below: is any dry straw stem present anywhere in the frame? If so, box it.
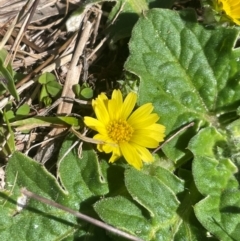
[57,21,93,114]
[50,20,93,145]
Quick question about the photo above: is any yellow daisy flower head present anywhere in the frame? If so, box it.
[84,89,165,170]
[214,0,240,25]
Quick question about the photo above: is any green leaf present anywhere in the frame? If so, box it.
[10,116,80,131]
[146,165,184,195]
[80,87,93,99]
[46,80,62,97]
[0,49,19,101]
[38,72,62,99]
[226,119,240,154]
[4,110,15,122]
[42,96,52,106]
[38,72,56,84]
[0,111,15,157]
[39,84,48,101]
[94,196,151,240]
[72,84,81,97]
[125,8,240,163]
[189,127,240,241]
[189,127,237,196]
[57,137,109,198]
[15,104,30,116]
[125,168,179,223]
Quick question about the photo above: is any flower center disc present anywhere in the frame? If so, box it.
[107,119,133,143]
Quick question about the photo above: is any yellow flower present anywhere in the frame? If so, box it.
[84,89,165,170]
[214,0,240,25]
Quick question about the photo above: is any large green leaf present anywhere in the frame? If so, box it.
[0,152,75,241]
[125,9,240,163]
[57,137,109,199]
[0,136,109,240]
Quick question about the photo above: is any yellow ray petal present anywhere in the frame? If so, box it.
[133,129,165,142]
[112,89,123,109]
[109,147,122,163]
[94,134,115,153]
[84,117,105,132]
[127,103,153,123]
[131,143,154,163]
[129,113,159,129]
[108,99,121,120]
[93,94,110,125]
[121,92,137,120]
[120,142,142,170]
[130,134,159,148]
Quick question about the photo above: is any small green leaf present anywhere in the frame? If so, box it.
[46,80,62,97]
[0,111,15,157]
[38,72,56,84]
[226,119,240,154]
[0,49,14,77]
[39,84,48,101]
[42,96,52,106]
[80,87,93,99]
[4,110,15,122]
[15,104,30,116]
[72,84,81,97]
